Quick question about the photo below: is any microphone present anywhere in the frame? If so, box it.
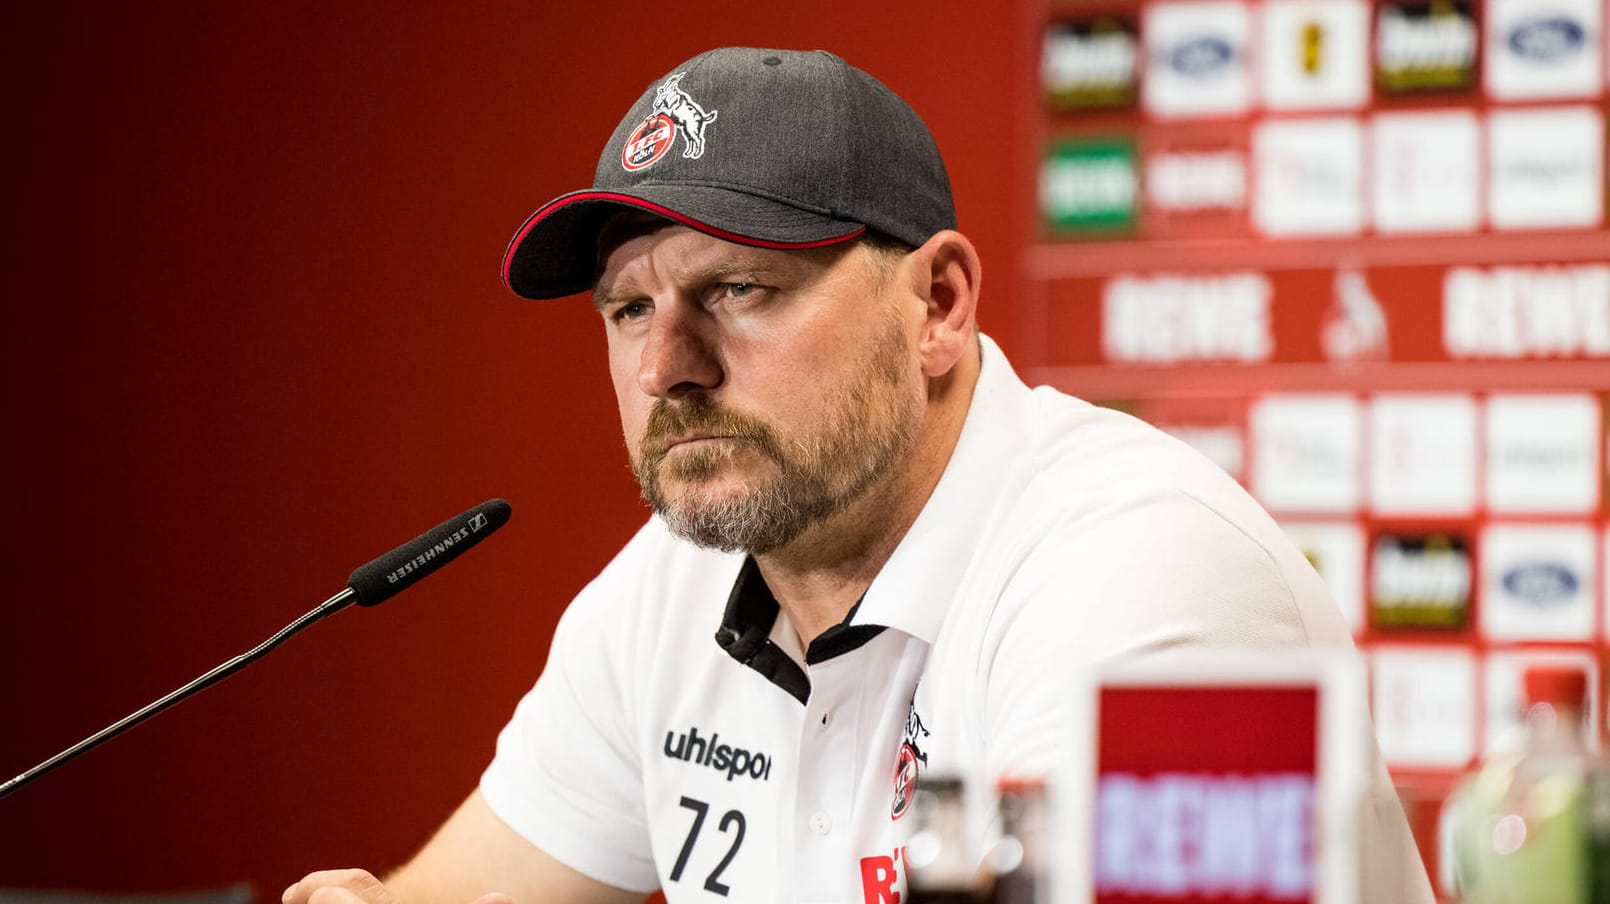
[0,498,513,800]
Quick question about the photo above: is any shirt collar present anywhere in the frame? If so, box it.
[851,334,1029,642]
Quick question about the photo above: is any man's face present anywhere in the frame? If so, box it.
[593,222,923,554]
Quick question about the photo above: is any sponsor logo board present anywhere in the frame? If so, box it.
[1479,524,1596,642]
[1141,122,1250,239]
[1253,117,1365,236]
[1261,0,1370,110]
[1485,394,1602,514]
[1371,110,1480,234]
[1094,684,1322,902]
[1370,646,1478,769]
[1045,265,1610,368]
[1487,106,1604,230]
[1370,531,1473,630]
[1368,394,1478,516]
[1374,1,1479,93]
[1043,15,1138,110]
[1143,1,1254,118]
[1485,0,1602,99]
[1250,394,1361,513]
[1042,138,1137,234]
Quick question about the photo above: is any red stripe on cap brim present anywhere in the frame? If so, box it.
[501,191,866,293]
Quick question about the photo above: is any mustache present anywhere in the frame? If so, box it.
[638,395,784,465]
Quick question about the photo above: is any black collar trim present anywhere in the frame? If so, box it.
[713,557,887,705]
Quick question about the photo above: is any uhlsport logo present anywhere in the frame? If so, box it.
[663,724,771,782]
[890,698,929,820]
[621,72,718,172]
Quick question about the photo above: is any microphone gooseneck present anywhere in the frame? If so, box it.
[0,498,512,800]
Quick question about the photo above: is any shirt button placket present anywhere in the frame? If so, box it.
[808,810,832,835]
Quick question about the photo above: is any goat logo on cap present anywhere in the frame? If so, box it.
[621,72,718,172]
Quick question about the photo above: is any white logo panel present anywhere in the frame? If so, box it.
[1250,394,1362,513]
[1371,646,1477,769]
[1371,110,1480,233]
[1253,117,1365,235]
[1144,1,1254,117]
[1368,394,1478,516]
[1488,106,1604,230]
[1261,0,1369,110]
[1485,0,1602,99]
[1480,524,1597,642]
[1485,393,1602,513]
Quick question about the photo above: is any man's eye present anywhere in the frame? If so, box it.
[724,282,756,298]
[611,301,651,322]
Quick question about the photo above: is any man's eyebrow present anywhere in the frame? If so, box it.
[593,255,803,310]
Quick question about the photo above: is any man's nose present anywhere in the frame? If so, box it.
[636,303,722,398]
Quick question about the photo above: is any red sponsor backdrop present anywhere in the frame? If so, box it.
[1026,0,1610,893]
[0,3,1025,897]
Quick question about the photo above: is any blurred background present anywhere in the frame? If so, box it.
[0,0,1605,900]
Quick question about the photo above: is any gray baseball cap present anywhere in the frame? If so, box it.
[501,47,956,300]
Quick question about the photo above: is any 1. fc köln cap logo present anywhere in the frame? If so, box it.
[621,72,718,171]
[502,47,957,300]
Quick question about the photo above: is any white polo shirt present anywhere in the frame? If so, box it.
[480,336,1429,903]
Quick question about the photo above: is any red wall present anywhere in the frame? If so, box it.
[0,2,1023,895]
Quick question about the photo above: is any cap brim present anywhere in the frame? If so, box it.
[501,186,867,299]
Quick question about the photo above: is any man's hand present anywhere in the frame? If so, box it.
[281,792,642,904]
[283,869,513,904]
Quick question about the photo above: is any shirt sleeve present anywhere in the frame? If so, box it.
[977,487,1315,781]
[479,526,662,894]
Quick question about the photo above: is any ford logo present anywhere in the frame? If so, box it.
[1168,37,1234,75]
[1502,562,1578,605]
[1508,17,1585,61]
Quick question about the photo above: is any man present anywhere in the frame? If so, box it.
[288,48,1433,904]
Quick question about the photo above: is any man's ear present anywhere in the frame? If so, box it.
[905,230,982,378]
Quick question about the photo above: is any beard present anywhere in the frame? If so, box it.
[630,315,920,555]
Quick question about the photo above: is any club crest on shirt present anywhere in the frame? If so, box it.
[890,697,929,820]
[621,72,718,172]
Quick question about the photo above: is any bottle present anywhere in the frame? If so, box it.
[905,774,985,904]
[1445,664,1608,903]
[985,777,1049,904]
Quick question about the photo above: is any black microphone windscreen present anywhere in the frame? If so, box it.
[346,498,512,607]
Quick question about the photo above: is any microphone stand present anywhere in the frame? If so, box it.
[0,588,357,800]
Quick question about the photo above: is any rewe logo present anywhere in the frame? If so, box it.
[1097,772,1315,898]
